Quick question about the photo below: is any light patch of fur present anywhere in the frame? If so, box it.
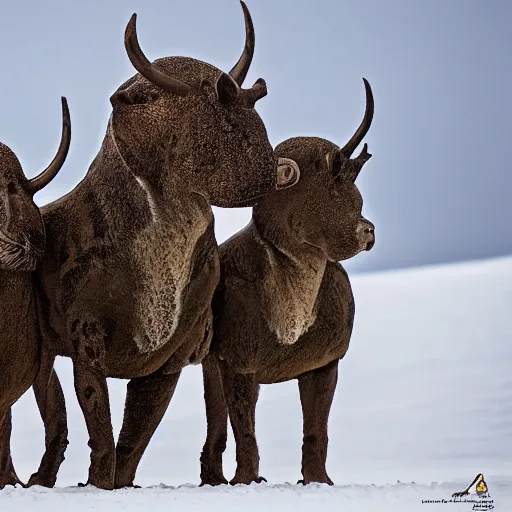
[132,196,211,354]
[108,115,212,354]
[325,152,332,169]
[0,231,38,271]
[134,176,158,222]
[254,226,326,345]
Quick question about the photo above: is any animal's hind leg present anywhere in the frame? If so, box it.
[71,318,115,490]
[0,409,24,488]
[114,368,181,489]
[297,359,338,486]
[199,354,228,486]
[221,365,265,485]
[27,351,68,488]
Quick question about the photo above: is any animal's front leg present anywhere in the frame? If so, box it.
[297,359,338,485]
[221,365,265,485]
[114,368,181,489]
[27,350,68,488]
[0,409,24,489]
[200,354,228,486]
[71,319,115,490]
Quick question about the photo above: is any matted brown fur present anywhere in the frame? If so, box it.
[30,2,299,490]
[200,80,375,486]
[0,99,70,488]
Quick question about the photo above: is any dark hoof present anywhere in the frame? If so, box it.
[0,479,25,489]
[27,473,54,488]
[229,475,267,485]
[77,479,114,490]
[199,477,228,487]
[298,477,334,486]
[114,483,142,489]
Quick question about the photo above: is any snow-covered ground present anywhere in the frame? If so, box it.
[2,256,511,510]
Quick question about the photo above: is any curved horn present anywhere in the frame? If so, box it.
[27,97,71,194]
[124,13,191,96]
[339,78,374,158]
[229,1,255,86]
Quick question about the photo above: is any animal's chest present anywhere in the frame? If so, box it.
[261,256,326,346]
[256,266,355,382]
[131,209,211,354]
[307,267,355,354]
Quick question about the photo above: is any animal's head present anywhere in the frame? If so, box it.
[0,98,71,271]
[255,79,375,262]
[109,2,299,208]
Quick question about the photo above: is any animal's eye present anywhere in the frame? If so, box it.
[7,182,16,194]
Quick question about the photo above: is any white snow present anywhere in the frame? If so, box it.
[3,256,512,510]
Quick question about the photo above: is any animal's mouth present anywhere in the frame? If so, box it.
[365,240,375,251]
[0,230,42,271]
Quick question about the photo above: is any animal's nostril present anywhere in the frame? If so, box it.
[364,227,374,234]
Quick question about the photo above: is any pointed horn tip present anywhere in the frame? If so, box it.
[362,77,374,100]
[240,0,254,38]
[60,96,70,125]
[125,13,137,40]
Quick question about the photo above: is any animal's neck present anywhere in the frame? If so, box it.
[251,219,327,345]
[128,180,213,354]
[88,120,211,235]
[84,125,214,353]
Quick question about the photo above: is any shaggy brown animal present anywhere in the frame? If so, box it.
[200,79,375,486]
[30,2,300,490]
[0,98,70,489]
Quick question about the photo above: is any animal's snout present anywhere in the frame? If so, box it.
[276,157,300,190]
[357,218,375,251]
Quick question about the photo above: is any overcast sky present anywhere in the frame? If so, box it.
[0,0,509,273]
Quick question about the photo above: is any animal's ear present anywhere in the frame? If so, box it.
[215,72,240,106]
[277,157,301,189]
[110,80,161,107]
[199,79,218,104]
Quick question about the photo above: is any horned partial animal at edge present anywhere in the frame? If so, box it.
[0,98,70,488]
[199,79,375,486]
[27,0,300,490]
